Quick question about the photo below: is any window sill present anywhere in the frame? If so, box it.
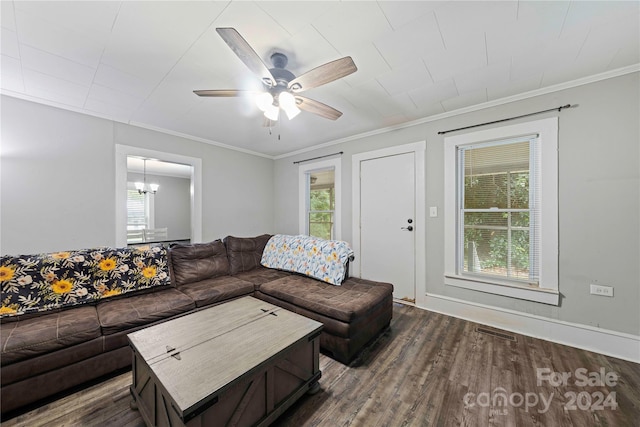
[445,274,559,305]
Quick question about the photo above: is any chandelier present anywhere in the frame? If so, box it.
[134,159,159,195]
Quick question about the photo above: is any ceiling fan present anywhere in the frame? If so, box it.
[194,28,357,124]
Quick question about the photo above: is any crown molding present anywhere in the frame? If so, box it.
[127,121,272,159]
[0,90,274,160]
[274,64,640,160]
[4,64,638,162]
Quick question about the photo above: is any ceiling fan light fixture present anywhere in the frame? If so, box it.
[278,92,301,119]
[255,92,274,112]
[195,29,357,125]
[284,106,301,120]
[264,104,280,121]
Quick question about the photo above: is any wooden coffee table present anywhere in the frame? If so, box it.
[127,296,323,427]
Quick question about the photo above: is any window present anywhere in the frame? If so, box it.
[299,158,341,240]
[308,170,335,240]
[460,137,537,282]
[126,184,154,244]
[444,117,558,305]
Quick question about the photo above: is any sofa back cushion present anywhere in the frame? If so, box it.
[224,234,272,275]
[169,240,229,286]
[0,246,171,318]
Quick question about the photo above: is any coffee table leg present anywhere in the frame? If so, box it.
[129,386,139,410]
[307,381,321,395]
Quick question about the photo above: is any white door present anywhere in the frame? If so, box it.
[359,152,416,302]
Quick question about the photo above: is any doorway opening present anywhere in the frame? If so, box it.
[115,145,202,247]
[126,157,192,245]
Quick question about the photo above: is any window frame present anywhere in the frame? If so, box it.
[444,117,559,305]
[298,158,341,240]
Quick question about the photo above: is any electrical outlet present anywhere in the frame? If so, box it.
[590,284,614,297]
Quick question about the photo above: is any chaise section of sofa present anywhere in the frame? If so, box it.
[256,275,393,364]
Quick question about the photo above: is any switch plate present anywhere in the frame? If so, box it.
[590,284,614,297]
[429,206,438,217]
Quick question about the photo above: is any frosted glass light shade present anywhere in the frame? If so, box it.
[256,92,274,112]
[279,92,300,119]
[264,104,280,121]
[278,92,295,109]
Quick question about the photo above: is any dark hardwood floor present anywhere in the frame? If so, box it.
[2,303,639,426]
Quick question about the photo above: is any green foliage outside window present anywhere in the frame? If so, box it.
[309,186,334,240]
[463,171,530,277]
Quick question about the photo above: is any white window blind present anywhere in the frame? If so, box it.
[127,189,147,230]
[458,135,540,285]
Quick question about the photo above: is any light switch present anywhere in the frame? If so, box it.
[429,206,438,217]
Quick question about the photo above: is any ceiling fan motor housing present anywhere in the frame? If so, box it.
[268,52,296,90]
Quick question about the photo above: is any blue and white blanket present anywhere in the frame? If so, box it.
[261,234,354,285]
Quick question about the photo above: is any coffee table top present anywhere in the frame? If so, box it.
[128,296,323,417]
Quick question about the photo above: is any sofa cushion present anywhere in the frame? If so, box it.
[96,288,195,335]
[169,240,229,286]
[258,276,393,323]
[233,266,292,289]
[176,276,254,307]
[0,246,171,318]
[224,234,271,275]
[0,305,101,365]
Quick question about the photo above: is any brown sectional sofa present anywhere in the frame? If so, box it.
[0,234,393,417]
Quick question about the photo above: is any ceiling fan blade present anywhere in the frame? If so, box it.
[193,89,252,97]
[296,96,343,120]
[216,28,276,87]
[288,57,357,93]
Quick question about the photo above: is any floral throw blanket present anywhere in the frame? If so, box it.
[0,245,171,317]
[261,234,354,285]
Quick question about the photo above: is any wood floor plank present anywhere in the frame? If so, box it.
[2,304,638,427]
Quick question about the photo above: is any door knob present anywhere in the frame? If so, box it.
[401,225,413,231]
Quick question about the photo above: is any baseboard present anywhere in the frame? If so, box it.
[420,293,640,364]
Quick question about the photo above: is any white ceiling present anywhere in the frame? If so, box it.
[1,1,638,157]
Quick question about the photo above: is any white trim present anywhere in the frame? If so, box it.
[3,65,637,161]
[115,145,202,247]
[298,158,342,240]
[352,141,427,308]
[444,117,559,304]
[128,121,272,159]
[422,293,640,364]
[445,275,559,305]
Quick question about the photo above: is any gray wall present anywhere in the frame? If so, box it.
[1,95,275,254]
[127,172,191,240]
[1,73,637,338]
[273,72,640,336]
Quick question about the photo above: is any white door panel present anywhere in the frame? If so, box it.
[359,152,415,302]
